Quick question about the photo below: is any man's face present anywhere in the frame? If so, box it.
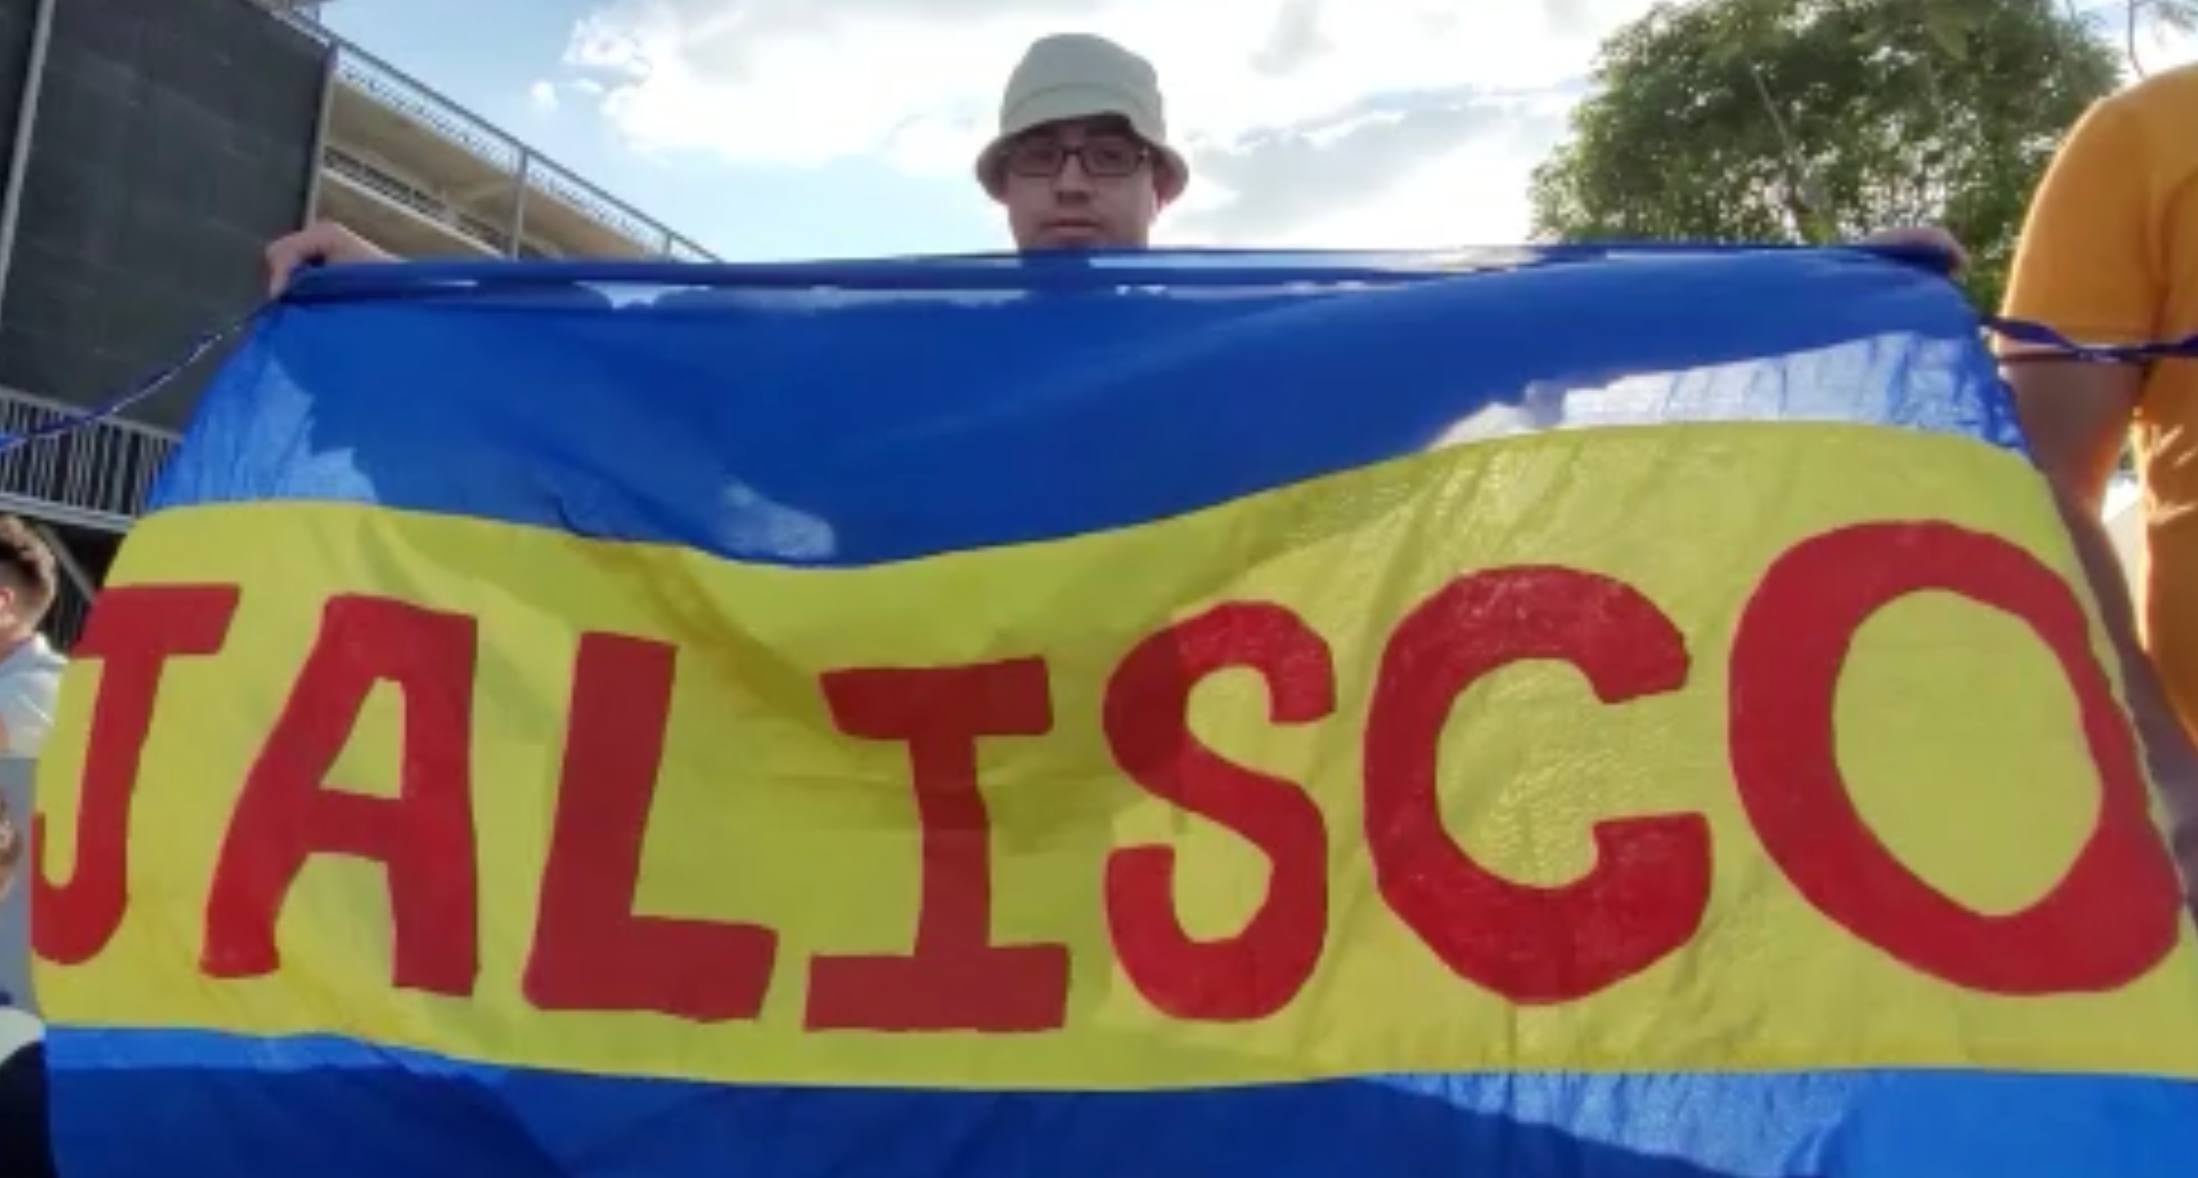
[999,117,1166,251]
[0,585,23,639]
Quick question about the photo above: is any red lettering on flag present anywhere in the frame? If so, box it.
[1103,603,1333,1021]
[525,633,778,1020]
[35,585,239,965]
[1730,522,2181,992]
[202,595,479,996]
[805,659,1068,1032]
[1365,567,1708,1003]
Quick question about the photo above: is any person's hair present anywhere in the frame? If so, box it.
[0,517,57,630]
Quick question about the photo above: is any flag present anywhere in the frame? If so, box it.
[31,247,2198,1177]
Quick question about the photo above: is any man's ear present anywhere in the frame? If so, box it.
[1151,158,1187,211]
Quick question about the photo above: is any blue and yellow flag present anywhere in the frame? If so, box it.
[31,248,2198,1176]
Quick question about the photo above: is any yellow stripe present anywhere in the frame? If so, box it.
[34,422,2198,1087]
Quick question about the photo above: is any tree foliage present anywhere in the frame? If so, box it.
[1529,0,2120,307]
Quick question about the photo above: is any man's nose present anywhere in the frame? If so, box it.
[1052,153,1094,197]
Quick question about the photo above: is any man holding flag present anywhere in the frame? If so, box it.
[24,27,2198,1177]
[259,34,2198,905]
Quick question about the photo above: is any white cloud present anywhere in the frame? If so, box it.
[1173,84,1576,245]
[1266,128,1558,247]
[528,79,560,113]
[2137,23,2198,72]
[561,0,1041,167]
[553,0,1661,244]
[1252,0,1330,76]
[882,111,994,180]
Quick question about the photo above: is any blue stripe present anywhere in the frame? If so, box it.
[43,1029,2197,1178]
[151,247,2014,566]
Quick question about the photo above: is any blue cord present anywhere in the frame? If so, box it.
[0,304,267,456]
[1987,316,2198,365]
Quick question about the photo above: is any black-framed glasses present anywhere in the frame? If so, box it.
[1003,135,1151,180]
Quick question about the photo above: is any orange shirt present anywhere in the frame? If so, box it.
[2003,64,2198,736]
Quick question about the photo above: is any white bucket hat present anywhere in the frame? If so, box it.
[976,34,1190,202]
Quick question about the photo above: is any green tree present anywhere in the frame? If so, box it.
[1530,0,2119,308]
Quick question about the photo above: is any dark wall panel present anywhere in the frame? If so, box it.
[0,0,32,199]
[0,0,329,429]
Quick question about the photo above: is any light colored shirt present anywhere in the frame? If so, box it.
[0,1007,35,1063]
[0,634,65,758]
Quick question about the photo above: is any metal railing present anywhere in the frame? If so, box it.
[0,388,182,650]
[0,387,179,533]
[288,13,715,260]
[323,143,506,253]
[668,236,716,263]
[331,50,519,173]
[0,5,716,648]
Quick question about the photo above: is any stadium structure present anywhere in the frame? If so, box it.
[0,0,711,643]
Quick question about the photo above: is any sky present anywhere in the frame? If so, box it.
[318,0,2198,262]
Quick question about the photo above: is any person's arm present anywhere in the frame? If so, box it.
[2010,377,2198,915]
[2044,479,2198,914]
[264,220,396,295]
[2007,362,2141,517]
[2000,93,2159,510]
[2000,97,2198,908]
[1857,225,1966,271]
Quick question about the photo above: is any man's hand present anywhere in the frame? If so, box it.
[1857,225,1968,273]
[264,221,393,295]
